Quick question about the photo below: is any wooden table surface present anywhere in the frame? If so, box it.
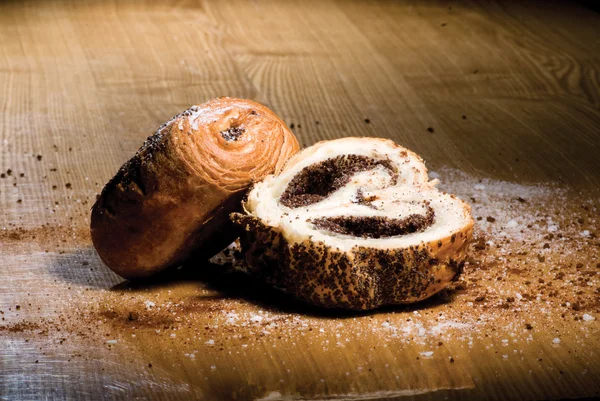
[1,1,599,400]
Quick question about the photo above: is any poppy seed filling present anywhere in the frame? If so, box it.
[221,126,245,141]
[310,203,435,238]
[279,155,398,208]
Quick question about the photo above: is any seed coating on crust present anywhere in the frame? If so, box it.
[231,212,470,310]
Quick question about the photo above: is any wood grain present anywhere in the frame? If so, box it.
[1,1,599,400]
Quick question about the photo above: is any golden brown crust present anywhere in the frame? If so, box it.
[91,97,300,279]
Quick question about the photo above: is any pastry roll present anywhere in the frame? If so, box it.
[233,137,473,310]
[91,97,300,279]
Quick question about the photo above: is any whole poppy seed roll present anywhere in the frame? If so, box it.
[91,97,300,279]
[232,137,474,310]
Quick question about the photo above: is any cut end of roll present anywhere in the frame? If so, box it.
[232,137,474,310]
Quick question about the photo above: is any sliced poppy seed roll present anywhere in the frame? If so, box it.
[232,137,473,310]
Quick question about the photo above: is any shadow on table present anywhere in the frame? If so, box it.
[47,243,460,317]
[47,245,124,289]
